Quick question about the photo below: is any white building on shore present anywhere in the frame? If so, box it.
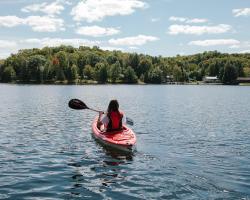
[203,76,219,83]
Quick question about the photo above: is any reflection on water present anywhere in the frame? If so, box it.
[0,84,250,199]
[69,142,134,198]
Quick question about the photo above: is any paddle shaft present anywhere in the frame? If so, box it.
[68,98,133,125]
[88,107,133,125]
[88,107,103,113]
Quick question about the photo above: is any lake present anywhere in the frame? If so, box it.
[0,84,250,199]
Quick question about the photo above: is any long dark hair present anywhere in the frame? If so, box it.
[107,99,119,113]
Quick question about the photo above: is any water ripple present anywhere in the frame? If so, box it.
[0,85,250,199]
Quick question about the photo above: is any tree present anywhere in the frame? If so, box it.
[128,53,140,71]
[52,55,65,81]
[189,70,202,81]
[208,60,220,76]
[27,55,46,82]
[1,66,16,82]
[243,67,250,77]
[68,64,79,82]
[1,46,250,85]
[77,52,88,78]
[109,61,121,83]
[83,65,94,79]
[68,53,78,67]
[124,66,138,83]
[95,63,108,83]
[147,67,163,83]
[222,62,238,84]
[137,57,152,77]
[43,61,54,81]
[173,65,182,81]
[106,53,118,65]
[86,52,101,67]
[55,51,67,70]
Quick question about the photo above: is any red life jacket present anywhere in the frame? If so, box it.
[107,111,123,131]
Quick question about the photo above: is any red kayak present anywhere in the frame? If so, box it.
[91,117,136,152]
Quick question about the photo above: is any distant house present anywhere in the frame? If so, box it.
[166,75,174,83]
[237,77,250,84]
[203,76,219,83]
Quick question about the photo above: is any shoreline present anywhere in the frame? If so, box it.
[1,82,249,86]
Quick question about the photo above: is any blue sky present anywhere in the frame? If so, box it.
[0,0,250,59]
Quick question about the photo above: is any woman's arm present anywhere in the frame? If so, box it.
[97,111,104,129]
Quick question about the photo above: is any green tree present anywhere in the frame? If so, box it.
[106,54,118,65]
[86,52,101,67]
[95,63,108,83]
[222,62,238,84]
[147,67,163,83]
[173,65,182,81]
[56,51,67,69]
[53,55,65,81]
[83,64,94,79]
[109,61,121,83]
[55,51,67,81]
[189,70,202,81]
[43,61,54,82]
[77,52,88,77]
[137,57,152,77]
[128,53,140,72]
[243,67,250,77]
[67,64,79,82]
[124,66,138,83]
[27,55,46,82]
[2,66,16,82]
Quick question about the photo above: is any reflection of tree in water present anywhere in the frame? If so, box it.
[100,146,134,187]
[68,144,134,198]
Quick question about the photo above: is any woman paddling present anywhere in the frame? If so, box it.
[97,99,126,132]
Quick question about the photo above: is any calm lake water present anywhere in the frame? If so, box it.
[0,84,250,199]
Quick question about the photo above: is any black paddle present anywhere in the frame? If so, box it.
[68,99,134,126]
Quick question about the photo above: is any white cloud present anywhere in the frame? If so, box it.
[109,35,159,46]
[187,18,208,23]
[22,3,47,13]
[0,40,18,59]
[0,40,17,48]
[151,18,160,22]
[245,41,250,47]
[169,16,186,22]
[0,37,100,58]
[232,8,250,17]
[229,44,240,49]
[20,38,101,47]
[129,46,139,49]
[21,38,42,44]
[0,52,12,59]
[169,16,208,24]
[188,39,240,46]
[71,0,147,22]
[25,16,64,32]
[21,1,64,16]
[0,15,64,32]
[240,50,250,53]
[0,16,24,27]
[76,25,120,37]
[99,46,124,51]
[168,24,231,35]
[64,1,73,6]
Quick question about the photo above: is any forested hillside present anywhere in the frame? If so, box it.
[0,45,250,84]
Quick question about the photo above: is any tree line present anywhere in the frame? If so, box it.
[0,45,250,84]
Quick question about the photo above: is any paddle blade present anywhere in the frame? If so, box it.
[68,99,89,110]
[126,117,134,126]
